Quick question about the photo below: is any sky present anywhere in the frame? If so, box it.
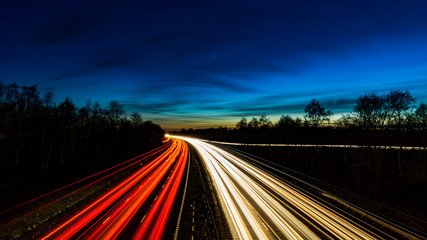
[1,1,427,131]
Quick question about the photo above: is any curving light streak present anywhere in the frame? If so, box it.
[132,141,188,239]
[177,136,395,240]
[0,142,172,232]
[42,138,188,240]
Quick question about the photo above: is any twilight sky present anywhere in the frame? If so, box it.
[2,1,427,130]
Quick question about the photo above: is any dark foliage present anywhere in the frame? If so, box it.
[0,82,164,210]
[304,99,332,126]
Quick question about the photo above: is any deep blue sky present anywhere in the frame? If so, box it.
[2,1,427,130]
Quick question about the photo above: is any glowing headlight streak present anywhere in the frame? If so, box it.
[42,138,188,240]
[176,136,392,240]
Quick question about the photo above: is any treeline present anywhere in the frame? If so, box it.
[0,82,164,194]
[181,90,427,147]
[237,90,426,130]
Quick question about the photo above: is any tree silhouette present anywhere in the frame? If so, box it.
[415,103,427,129]
[353,92,385,129]
[0,81,165,196]
[129,112,143,127]
[304,99,332,126]
[385,90,415,128]
[353,91,415,129]
[58,97,77,125]
[248,117,260,129]
[236,117,248,130]
[414,103,427,152]
[107,100,124,128]
[276,115,300,128]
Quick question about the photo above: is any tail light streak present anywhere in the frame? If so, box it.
[42,138,188,239]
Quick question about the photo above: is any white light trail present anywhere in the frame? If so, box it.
[175,136,399,240]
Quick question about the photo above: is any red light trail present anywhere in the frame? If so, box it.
[132,138,187,239]
[0,142,172,232]
[40,137,188,239]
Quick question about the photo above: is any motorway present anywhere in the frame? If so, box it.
[177,136,423,240]
[41,137,188,240]
[3,135,424,239]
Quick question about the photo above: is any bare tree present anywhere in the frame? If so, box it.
[414,103,427,129]
[248,117,260,129]
[43,88,55,109]
[385,90,415,128]
[57,97,77,168]
[353,92,386,129]
[304,99,333,127]
[41,88,56,175]
[259,114,272,129]
[0,81,4,105]
[236,117,248,130]
[129,112,143,127]
[415,103,427,151]
[58,97,77,125]
[276,115,297,128]
[336,114,355,128]
[107,100,124,128]
[385,90,415,176]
